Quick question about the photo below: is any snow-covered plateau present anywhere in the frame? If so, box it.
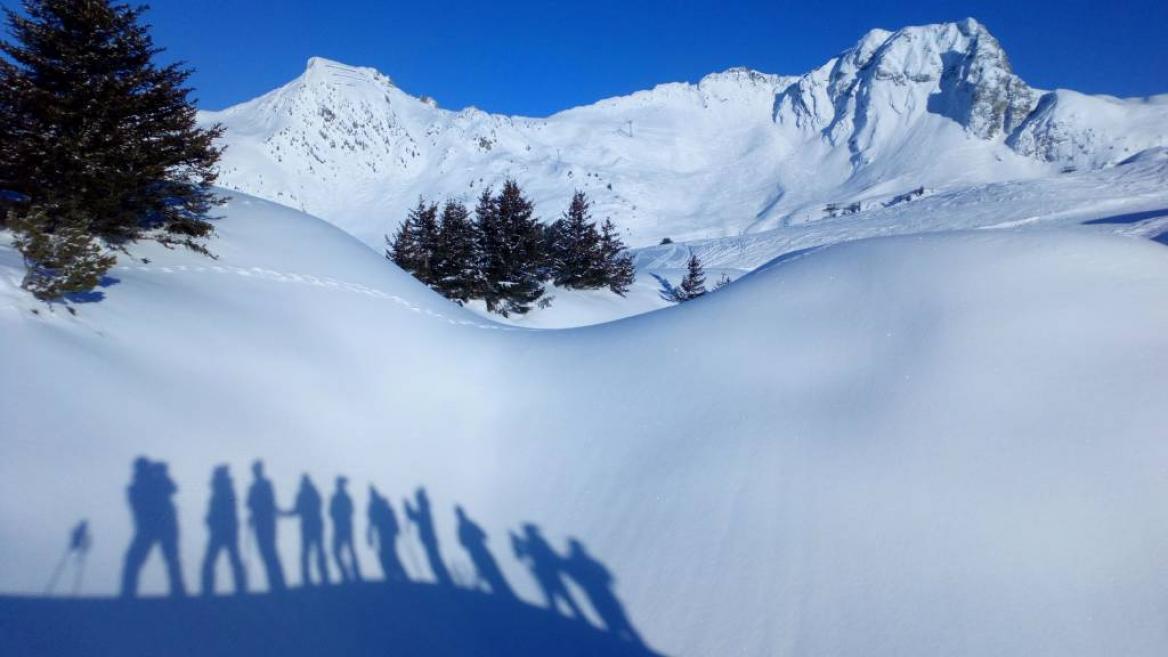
[2,16,1168,657]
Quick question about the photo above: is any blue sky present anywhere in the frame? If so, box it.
[6,0,1168,115]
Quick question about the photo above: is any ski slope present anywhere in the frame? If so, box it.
[3,192,1168,656]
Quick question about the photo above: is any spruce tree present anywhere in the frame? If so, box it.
[472,187,501,308]
[9,206,116,300]
[0,0,222,300]
[551,191,605,289]
[599,218,636,296]
[540,217,567,282]
[387,199,439,285]
[480,180,544,316]
[0,0,222,241]
[678,252,707,301]
[433,199,478,303]
[387,200,423,275]
[413,201,441,286]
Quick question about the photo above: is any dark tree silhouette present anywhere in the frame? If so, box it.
[0,0,223,299]
[599,218,636,296]
[677,252,707,301]
[432,200,480,303]
[477,180,545,316]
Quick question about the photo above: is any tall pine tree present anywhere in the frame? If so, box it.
[550,191,605,289]
[599,218,636,296]
[0,0,223,299]
[433,199,478,303]
[678,252,707,301]
[478,180,544,316]
[471,186,500,307]
[387,199,439,285]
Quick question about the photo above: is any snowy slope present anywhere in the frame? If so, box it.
[200,19,1168,249]
[501,154,1168,329]
[3,193,1168,656]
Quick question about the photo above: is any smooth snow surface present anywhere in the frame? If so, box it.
[3,193,1168,656]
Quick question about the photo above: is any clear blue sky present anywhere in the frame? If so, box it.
[5,0,1167,115]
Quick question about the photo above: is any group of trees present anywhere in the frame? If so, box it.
[0,0,223,301]
[389,182,636,316]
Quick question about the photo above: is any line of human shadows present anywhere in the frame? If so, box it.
[117,457,646,648]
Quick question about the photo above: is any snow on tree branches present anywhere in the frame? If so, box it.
[386,183,638,315]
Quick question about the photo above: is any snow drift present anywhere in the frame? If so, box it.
[2,192,1168,656]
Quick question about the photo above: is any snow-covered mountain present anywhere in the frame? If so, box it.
[201,18,1168,248]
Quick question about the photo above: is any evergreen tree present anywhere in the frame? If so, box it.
[9,205,116,301]
[678,252,707,301]
[479,180,544,316]
[387,199,439,285]
[387,200,423,275]
[599,218,636,296]
[0,0,222,300]
[413,201,441,286]
[714,273,732,290]
[471,186,501,307]
[550,191,605,289]
[0,0,223,242]
[433,199,478,303]
[540,217,566,281]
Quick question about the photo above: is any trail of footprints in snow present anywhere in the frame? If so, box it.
[113,264,515,331]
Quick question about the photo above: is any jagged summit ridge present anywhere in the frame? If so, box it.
[200,19,1168,247]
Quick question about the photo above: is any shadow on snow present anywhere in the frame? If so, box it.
[0,456,662,657]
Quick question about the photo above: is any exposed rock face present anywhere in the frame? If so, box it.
[773,19,1040,157]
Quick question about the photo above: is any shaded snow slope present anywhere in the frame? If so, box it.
[3,194,1168,656]
[200,19,1167,249]
[0,583,662,657]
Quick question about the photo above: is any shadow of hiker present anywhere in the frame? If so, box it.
[511,523,582,618]
[246,460,286,592]
[200,465,247,595]
[329,476,362,583]
[562,538,645,646]
[367,486,408,583]
[120,457,186,598]
[456,505,515,599]
[36,459,664,656]
[405,487,452,586]
[286,474,329,586]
